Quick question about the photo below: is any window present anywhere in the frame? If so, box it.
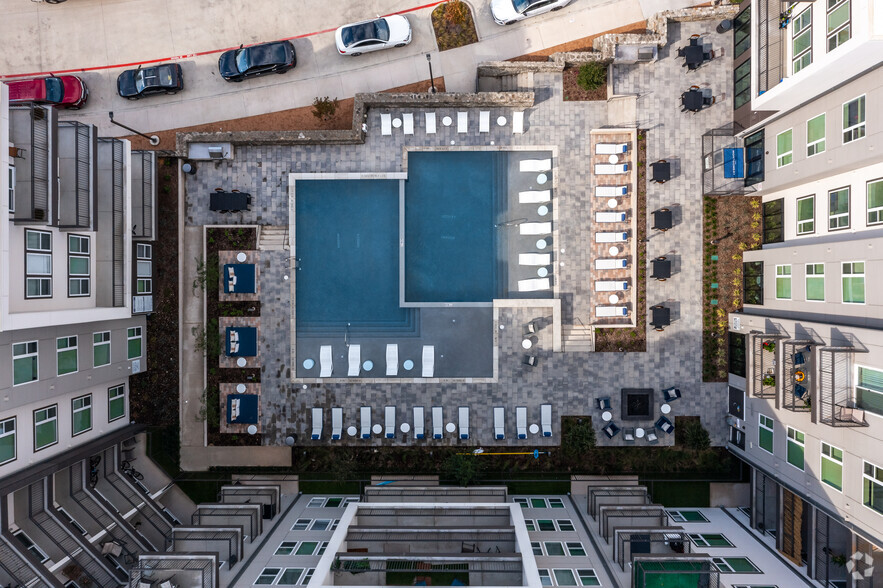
[776,130,793,168]
[330,519,339,530]
[310,519,331,531]
[0,417,16,465]
[863,461,883,515]
[525,519,536,531]
[744,262,764,305]
[821,442,843,491]
[713,557,761,573]
[544,541,566,556]
[531,498,548,508]
[136,244,152,294]
[734,60,752,109]
[71,395,92,436]
[744,130,765,186]
[325,497,343,508]
[565,542,586,556]
[317,542,329,555]
[25,230,52,298]
[13,340,38,386]
[7,165,14,213]
[775,265,791,299]
[734,7,751,57]
[786,427,805,470]
[302,569,315,585]
[291,518,311,531]
[796,195,814,235]
[277,568,305,585]
[690,533,734,547]
[729,332,747,377]
[842,262,865,304]
[539,569,553,587]
[806,263,825,301]
[57,336,78,376]
[856,367,883,417]
[843,96,865,143]
[92,331,111,368]
[127,326,142,359]
[758,414,774,454]
[576,570,600,587]
[548,498,565,508]
[792,8,812,73]
[108,384,126,422]
[295,542,318,555]
[538,519,556,531]
[828,187,850,230]
[307,497,325,508]
[553,570,577,586]
[807,114,825,156]
[827,0,851,51]
[342,497,358,507]
[255,568,281,585]
[14,531,48,562]
[867,178,883,225]
[668,510,709,523]
[557,519,575,532]
[532,542,544,556]
[34,405,57,451]
[762,199,784,244]
[68,234,90,297]
[514,497,529,508]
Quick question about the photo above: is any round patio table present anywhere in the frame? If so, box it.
[442,116,453,126]
[372,424,382,435]
[608,294,619,304]
[608,246,619,256]
[247,425,258,435]
[636,427,645,438]
[401,423,411,433]
[661,403,672,414]
[403,359,414,371]
[537,267,549,278]
[529,424,539,435]
[537,205,549,216]
[236,383,247,393]
[302,358,315,370]
[608,154,619,164]
[522,339,533,350]
[236,252,247,262]
[363,360,374,372]
[536,239,548,249]
[607,198,618,209]
[446,423,456,433]
[497,116,507,126]
[601,411,612,422]
[392,118,402,128]
[347,426,357,437]
[537,173,548,185]
[236,357,247,368]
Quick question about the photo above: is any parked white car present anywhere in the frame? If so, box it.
[335,15,412,56]
[490,0,573,25]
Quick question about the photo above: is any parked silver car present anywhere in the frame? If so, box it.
[335,15,412,56]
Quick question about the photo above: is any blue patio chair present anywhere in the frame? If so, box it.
[662,387,682,403]
[597,397,612,410]
[794,384,808,399]
[602,422,621,439]
[655,416,674,435]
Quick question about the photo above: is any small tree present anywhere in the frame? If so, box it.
[683,419,711,451]
[562,418,596,459]
[443,454,481,486]
[443,0,469,25]
[312,96,340,121]
[577,61,607,92]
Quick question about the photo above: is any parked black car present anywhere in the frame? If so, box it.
[218,41,296,82]
[117,64,184,99]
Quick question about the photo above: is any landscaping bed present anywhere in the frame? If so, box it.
[594,131,647,352]
[702,196,761,381]
[431,0,479,51]
[562,64,608,101]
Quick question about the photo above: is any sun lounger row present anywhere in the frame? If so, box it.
[310,404,553,440]
[380,111,525,136]
[318,344,434,377]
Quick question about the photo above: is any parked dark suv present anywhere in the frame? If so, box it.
[218,41,296,82]
[117,64,184,99]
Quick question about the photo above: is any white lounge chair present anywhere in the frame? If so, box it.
[516,406,527,439]
[458,112,468,133]
[595,232,628,243]
[459,406,470,440]
[422,345,434,378]
[596,212,627,223]
[518,190,550,204]
[331,407,342,440]
[520,159,552,172]
[595,185,628,197]
[595,280,629,292]
[320,345,333,377]
[519,222,552,235]
[595,163,629,174]
[541,404,552,437]
[360,406,371,439]
[403,113,414,135]
[512,111,524,134]
[381,113,392,136]
[596,306,628,317]
[479,111,490,133]
[596,258,628,270]
[385,406,396,439]
[425,112,437,134]
[595,143,628,154]
[311,407,323,440]
[348,344,360,377]
[494,407,505,440]
[518,278,550,292]
[413,406,425,439]
[386,344,398,376]
[432,406,443,439]
[519,253,551,266]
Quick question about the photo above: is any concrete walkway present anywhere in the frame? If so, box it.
[1,0,705,138]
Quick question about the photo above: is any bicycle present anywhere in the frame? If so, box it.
[120,460,144,481]
[88,455,101,488]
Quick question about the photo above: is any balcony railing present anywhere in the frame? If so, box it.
[819,345,869,428]
[751,331,787,399]
[633,556,720,588]
[57,121,95,229]
[9,104,54,224]
[131,150,154,240]
[98,138,127,307]
[782,340,813,413]
[756,0,787,94]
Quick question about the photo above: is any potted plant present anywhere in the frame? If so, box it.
[762,341,776,353]
[762,375,776,387]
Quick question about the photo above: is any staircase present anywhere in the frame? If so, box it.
[258,225,289,251]
[500,72,533,92]
[563,324,595,352]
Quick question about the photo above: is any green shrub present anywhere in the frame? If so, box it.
[683,420,711,451]
[311,96,340,121]
[563,418,596,459]
[577,61,606,91]
[443,454,482,486]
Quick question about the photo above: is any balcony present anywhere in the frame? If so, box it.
[128,554,218,588]
[9,104,55,225]
[97,138,127,308]
[633,556,720,588]
[57,121,96,230]
[818,342,869,428]
[131,150,155,240]
[755,0,787,94]
[782,340,813,413]
[750,331,787,399]
[614,529,691,572]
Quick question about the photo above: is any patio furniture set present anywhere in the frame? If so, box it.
[210,187,252,212]
[598,387,680,442]
[305,343,435,378]
[678,33,717,71]
[380,109,526,137]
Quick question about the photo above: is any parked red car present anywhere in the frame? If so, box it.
[7,75,88,109]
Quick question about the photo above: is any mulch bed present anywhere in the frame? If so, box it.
[129,158,180,426]
[431,1,479,51]
[509,21,650,58]
[562,66,608,101]
[594,132,648,352]
[702,195,761,381]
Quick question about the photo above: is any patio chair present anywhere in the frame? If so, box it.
[230,330,239,343]
[457,112,468,133]
[596,259,628,270]
[360,406,371,439]
[834,405,865,424]
[519,222,552,235]
[793,351,807,365]
[413,406,425,439]
[595,185,627,197]
[311,408,323,440]
[595,280,629,292]
[595,143,628,154]
[597,397,612,410]
[512,110,524,134]
[523,354,539,367]
[331,407,343,440]
[794,384,808,399]
[230,341,240,354]
[494,407,505,439]
[541,404,552,437]
[623,427,636,442]
[595,306,628,317]
[595,232,628,243]
[518,190,551,204]
[386,344,398,376]
[655,416,674,434]
[602,422,621,438]
[385,406,396,439]
[646,431,659,443]
[425,112,437,134]
[596,212,627,223]
[479,111,490,133]
[381,113,392,136]
[402,113,414,135]
[516,406,528,439]
[518,278,551,292]
[523,320,539,336]
[662,387,682,402]
[432,406,444,439]
[519,159,552,172]
[519,253,551,266]
[348,344,361,377]
[594,163,629,174]
[422,345,435,378]
[320,345,333,377]
[459,406,470,439]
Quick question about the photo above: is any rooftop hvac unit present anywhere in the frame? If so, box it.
[208,146,225,159]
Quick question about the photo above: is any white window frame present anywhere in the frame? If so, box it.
[291,518,311,531]
[93,331,111,368]
[775,265,792,300]
[515,497,529,508]
[689,533,734,547]
[136,243,152,295]
[786,427,805,471]
[796,195,815,235]
[557,519,575,532]
[255,567,282,585]
[548,498,565,508]
[71,394,92,436]
[821,442,844,492]
[127,326,142,360]
[758,414,774,454]
[536,518,557,532]
[668,510,709,523]
[791,7,812,74]
[863,460,883,516]
[56,335,78,376]
[805,263,825,302]
[108,384,126,422]
[867,178,883,226]
[843,95,865,144]
[14,530,48,562]
[856,365,883,418]
[525,519,536,531]
[7,164,14,213]
[806,113,825,157]
[317,541,329,555]
[67,234,90,297]
[12,340,38,386]
[33,405,58,452]
[538,569,553,587]
[532,541,544,556]
[25,229,52,299]
[776,129,793,168]
[575,569,600,587]
[842,261,865,304]
[827,0,851,51]
[307,497,326,508]
[310,519,331,531]
[712,556,761,573]
[544,541,566,556]
[0,417,16,466]
[552,569,578,587]
[565,541,586,556]
[302,569,315,585]
[828,186,850,230]
[530,497,549,508]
